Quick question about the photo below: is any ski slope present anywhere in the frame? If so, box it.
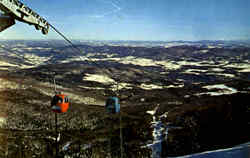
[173,142,250,158]
[146,109,249,158]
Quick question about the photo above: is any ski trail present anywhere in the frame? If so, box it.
[172,142,250,158]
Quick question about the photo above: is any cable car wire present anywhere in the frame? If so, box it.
[49,22,124,157]
[49,24,108,76]
[48,23,122,95]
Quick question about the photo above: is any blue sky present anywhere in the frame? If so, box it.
[1,0,250,41]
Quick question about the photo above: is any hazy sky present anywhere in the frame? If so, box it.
[1,0,250,41]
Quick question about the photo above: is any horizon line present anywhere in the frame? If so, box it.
[0,39,250,42]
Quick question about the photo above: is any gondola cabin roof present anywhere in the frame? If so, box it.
[51,94,69,113]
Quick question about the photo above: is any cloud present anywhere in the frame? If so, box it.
[89,0,122,19]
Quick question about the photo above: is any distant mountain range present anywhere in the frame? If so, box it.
[1,39,250,48]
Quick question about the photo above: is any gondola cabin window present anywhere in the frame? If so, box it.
[105,97,120,114]
[51,94,69,113]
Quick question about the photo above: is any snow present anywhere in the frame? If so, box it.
[146,117,164,158]
[63,55,181,71]
[172,142,250,158]
[224,63,250,69]
[60,56,88,63]
[65,93,98,105]
[78,85,105,90]
[187,69,208,73]
[156,61,181,70]
[144,105,164,158]
[147,110,156,115]
[199,50,209,53]
[183,69,208,75]
[145,106,181,158]
[46,133,61,142]
[86,53,116,58]
[112,56,157,67]
[0,61,19,69]
[15,44,27,47]
[0,53,51,69]
[23,53,51,66]
[0,117,6,127]
[12,47,52,51]
[0,78,25,90]
[239,68,250,72]
[210,68,224,72]
[206,73,235,78]
[140,84,163,90]
[60,53,116,63]
[110,82,133,91]
[218,73,235,78]
[204,84,236,91]
[207,45,216,49]
[55,54,243,74]
[118,58,181,70]
[196,84,238,96]
[224,63,250,73]
[146,105,159,116]
[164,43,179,48]
[79,82,133,91]
[177,61,211,67]
[0,61,18,67]
[83,74,115,84]
[165,84,184,88]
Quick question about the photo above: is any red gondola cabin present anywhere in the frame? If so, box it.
[51,94,69,113]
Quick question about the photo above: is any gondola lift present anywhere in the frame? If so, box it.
[105,96,120,114]
[51,92,69,113]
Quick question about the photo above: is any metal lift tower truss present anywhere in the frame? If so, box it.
[0,0,49,35]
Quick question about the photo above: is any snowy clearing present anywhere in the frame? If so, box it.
[140,84,163,90]
[196,84,238,96]
[83,74,115,84]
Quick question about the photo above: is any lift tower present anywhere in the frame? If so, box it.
[0,0,49,34]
